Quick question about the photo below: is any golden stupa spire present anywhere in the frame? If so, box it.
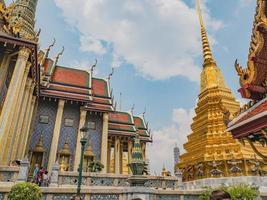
[196,0,215,66]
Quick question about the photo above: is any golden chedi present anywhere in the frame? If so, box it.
[176,0,267,181]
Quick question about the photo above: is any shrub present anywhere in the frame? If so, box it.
[199,184,259,200]
[8,182,42,200]
[88,161,104,172]
[226,184,259,200]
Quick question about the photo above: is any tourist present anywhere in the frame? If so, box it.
[33,163,39,184]
[42,170,49,187]
[210,190,231,200]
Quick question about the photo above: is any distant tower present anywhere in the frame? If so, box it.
[173,143,180,167]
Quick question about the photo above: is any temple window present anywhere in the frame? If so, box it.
[64,118,74,127]
[39,115,49,124]
[88,121,96,130]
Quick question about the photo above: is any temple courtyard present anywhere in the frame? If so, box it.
[1,0,267,200]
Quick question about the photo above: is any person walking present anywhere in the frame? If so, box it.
[32,163,39,184]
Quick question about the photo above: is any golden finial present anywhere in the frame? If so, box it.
[196,0,215,66]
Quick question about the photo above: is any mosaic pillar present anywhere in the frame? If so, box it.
[107,139,111,173]
[9,62,32,161]
[0,50,12,94]
[115,137,121,174]
[47,99,65,173]
[15,78,33,159]
[21,94,36,158]
[74,109,87,172]
[101,113,109,173]
[0,47,31,165]
[128,139,132,174]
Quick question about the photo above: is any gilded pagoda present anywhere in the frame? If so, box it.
[176,0,267,181]
[0,0,152,176]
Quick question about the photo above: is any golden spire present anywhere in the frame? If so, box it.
[196,0,215,66]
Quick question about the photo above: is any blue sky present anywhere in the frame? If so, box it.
[8,0,256,173]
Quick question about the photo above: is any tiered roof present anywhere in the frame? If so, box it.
[235,0,267,100]
[228,0,267,139]
[228,97,267,139]
[109,112,152,141]
[38,54,113,112]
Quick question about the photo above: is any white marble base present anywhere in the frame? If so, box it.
[183,176,267,190]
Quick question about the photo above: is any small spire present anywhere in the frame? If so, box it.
[196,0,215,66]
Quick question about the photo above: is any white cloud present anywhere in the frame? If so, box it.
[54,0,222,81]
[239,0,254,6]
[147,108,195,175]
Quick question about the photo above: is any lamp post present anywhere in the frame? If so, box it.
[76,125,89,197]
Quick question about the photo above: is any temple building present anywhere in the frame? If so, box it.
[0,0,152,176]
[227,0,267,164]
[176,0,267,181]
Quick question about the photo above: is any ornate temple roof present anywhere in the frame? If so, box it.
[235,0,267,100]
[227,97,267,138]
[38,51,114,111]
[134,116,150,138]
[108,111,136,136]
[108,111,152,141]
[228,0,267,139]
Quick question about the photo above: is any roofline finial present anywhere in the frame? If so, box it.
[54,46,64,65]
[90,59,97,75]
[45,38,56,59]
[131,104,135,115]
[107,67,114,90]
[119,92,122,111]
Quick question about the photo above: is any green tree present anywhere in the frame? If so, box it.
[199,184,259,200]
[8,182,42,200]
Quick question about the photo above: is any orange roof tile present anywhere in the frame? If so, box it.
[92,78,109,97]
[109,111,133,124]
[51,66,90,88]
[235,100,267,124]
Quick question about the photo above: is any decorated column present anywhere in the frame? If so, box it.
[107,139,111,173]
[21,94,36,157]
[115,137,121,174]
[15,78,33,159]
[9,62,32,161]
[0,51,11,95]
[101,112,109,173]
[0,47,31,165]
[47,99,65,173]
[128,139,133,173]
[74,109,87,171]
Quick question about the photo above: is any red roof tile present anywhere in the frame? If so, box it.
[51,66,90,88]
[43,58,54,75]
[109,112,133,124]
[234,100,267,125]
[109,123,136,132]
[134,116,146,129]
[92,78,109,97]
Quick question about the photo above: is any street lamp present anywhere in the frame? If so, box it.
[76,125,89,197]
